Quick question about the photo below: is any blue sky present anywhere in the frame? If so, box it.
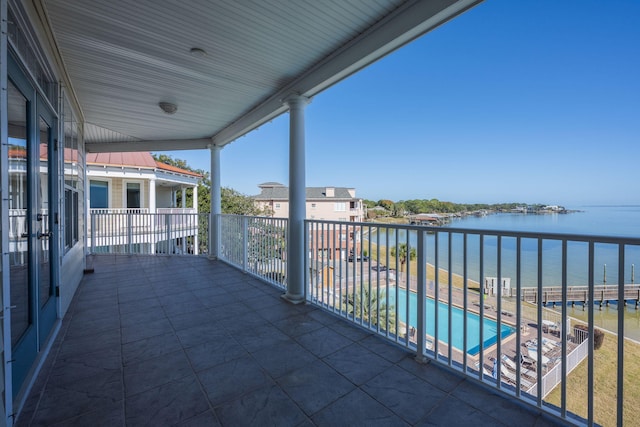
[154,0,640,207]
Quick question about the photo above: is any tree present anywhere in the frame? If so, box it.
[342,287,396,332]
[152,153,270,216]
[390,243,416,273]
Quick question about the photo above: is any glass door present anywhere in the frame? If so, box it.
[8,54,58,396]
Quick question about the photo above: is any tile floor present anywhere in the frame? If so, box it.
[16,255,569,426]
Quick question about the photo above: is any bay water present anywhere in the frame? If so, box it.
[371,205,640,340]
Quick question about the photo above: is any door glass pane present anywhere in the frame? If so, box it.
[8,80,30,346]
[38,117,52,308]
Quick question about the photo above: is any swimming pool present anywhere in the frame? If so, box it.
[388,287,515,356]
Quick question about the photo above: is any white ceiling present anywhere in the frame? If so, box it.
[39,0,482,152]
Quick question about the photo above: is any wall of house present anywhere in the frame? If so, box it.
[156,187,173,208]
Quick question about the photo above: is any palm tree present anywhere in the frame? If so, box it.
[342,287,396,333]
[390,243,416,273]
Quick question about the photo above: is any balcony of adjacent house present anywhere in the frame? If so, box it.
[72,213,640,425]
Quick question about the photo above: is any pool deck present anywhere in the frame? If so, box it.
[15,255,570,426]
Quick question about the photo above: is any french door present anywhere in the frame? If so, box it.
[8,54,58,396]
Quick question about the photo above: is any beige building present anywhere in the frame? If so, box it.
[253,182,365,222]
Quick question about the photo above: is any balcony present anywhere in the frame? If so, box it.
[16,254,558,426]
[53,213,639,426]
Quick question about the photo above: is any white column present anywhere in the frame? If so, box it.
[192,184,199,254]
[283,94,310,304]
[209,144,221,258]
[181,187,186,209]
[149,178,156,213]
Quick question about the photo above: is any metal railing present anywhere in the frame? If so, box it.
[218,214,288,289]
[88,210,208,255]
[305,219,640,426]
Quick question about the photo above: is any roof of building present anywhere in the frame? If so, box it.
[254,184,357,200]
[86,152,202,178]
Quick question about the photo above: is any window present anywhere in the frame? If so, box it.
[311,203,316,208]
[334,202,346,212]
[275,203,281,209]
[126,182,141,208]
[90,180,109,208]
[63,95,83,249]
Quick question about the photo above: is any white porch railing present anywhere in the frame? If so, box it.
[305,219,640,427]
[88,210,208,255]
[218,215,288,289]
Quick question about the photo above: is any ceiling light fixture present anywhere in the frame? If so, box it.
[158,101,178,115]
[190,47,207,57]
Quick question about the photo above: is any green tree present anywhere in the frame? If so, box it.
[342,287,396,332]
[390,243,416,273]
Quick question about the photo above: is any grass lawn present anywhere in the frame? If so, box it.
[545,332,638,427]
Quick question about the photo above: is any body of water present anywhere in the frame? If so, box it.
[369,206,640,340]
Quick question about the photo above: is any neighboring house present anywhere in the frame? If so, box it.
[254,182,366,261]
[86,152,202,254]
[253,182,365,222]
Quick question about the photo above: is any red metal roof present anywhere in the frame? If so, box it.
[86,152,201,178]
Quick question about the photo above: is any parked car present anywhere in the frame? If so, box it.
[348,252,369,262]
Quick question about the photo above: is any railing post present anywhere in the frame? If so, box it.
[242,216,248,272]
[127,212,133,254]
[416,230,427,363]
[165,214,172,254]
[90,212,96,254]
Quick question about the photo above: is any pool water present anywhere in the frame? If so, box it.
[388,287,515,355]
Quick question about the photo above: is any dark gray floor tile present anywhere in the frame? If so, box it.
[327,320,374,341]
[178,410,221,427]
[121,317,174,344]
[215,384,307,427]
[123,349,192,396]
[234,324,291,353]
[122,332,182,365]
[252,341,318,379]
[361,365,446,424]
[198,355,274,406]
[118,296,162,314]
[323,343,392,385]
[185,338,247,372]
[176,323,230,349]
[398,357,465,393]
[359,335,411,363]
[416,396,507,427]
[168,308,219,331]
[50,399,124,427]
[451,380,542,426]
[273,313,326,337]
[119,306,167,328]
[125,375,209,427]
[276,361,355,416]
[295,326,353,358]
[312,388,408,427]
[30,372,122,426]
[56,328,121,358]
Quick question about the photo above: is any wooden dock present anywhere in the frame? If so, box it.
[505,285,640,307]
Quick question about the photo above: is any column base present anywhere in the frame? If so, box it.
[281,293,305,305]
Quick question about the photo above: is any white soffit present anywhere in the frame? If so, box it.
[40,0,482,152]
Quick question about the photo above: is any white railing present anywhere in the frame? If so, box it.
[218,214,288,289]
[532,335,590,398]
[156,208,197,214]
[304,219,640,427]
[88,211,208,255]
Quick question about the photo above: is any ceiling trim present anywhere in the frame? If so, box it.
[86,138,213,153]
